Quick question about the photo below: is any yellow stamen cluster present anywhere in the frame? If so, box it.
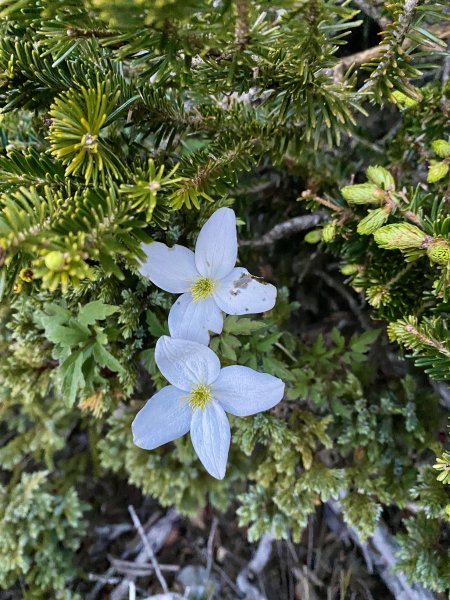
[190,276,216,301]
[186,383,213,410]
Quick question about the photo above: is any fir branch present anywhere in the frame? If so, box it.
[359,0,421,94]
[333,21,450,82]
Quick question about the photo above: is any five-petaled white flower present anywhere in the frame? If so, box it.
[139,208,277,345]
[132,336,285,479]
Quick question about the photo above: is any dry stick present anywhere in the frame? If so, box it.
[109,508,179,600]
[128,505,169,594]
[315,270,370,329]
[108,556,180,578]
[353,0,391,29]
[327,501,436,600]
[206,517,219,580]
[236,533,274,600]
[239,212,328,247]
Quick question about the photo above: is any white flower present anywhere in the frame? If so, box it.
[132,336,285,479]
[139,208,277,345]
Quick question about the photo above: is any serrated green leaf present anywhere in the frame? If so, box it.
[146,311,168,337]
[93,343,123,373]
[62,351,85,407]
[223,316,266,335]
[78,301,118,326]
[45,325,89,346]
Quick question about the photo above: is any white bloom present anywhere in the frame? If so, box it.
[139,208,277,345]
[132,336,285,479]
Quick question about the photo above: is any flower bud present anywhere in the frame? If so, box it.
[321,221,336,243]
[44,250,65,271]
[374,223,426,249]
[357,207,390,235]
[366,166,395,190]
[426,239,450,265]
[432,139,450,158]
[427,161,449,183]
[340,263,359,276]
[341,183,385,204]
[367,284,391,308]
[304,230,322,244]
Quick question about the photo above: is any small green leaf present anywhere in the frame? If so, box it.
[349,329,380,354]
[46,325,89,346]
[146,311,168,337]
[78,301,118,326]
[223,316,266,335]
[93,343,123,373]
[219,338,238,361]
[62,351,85,407]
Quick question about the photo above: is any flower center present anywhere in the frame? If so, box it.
[190,276,216,301]
[186,383,213,410]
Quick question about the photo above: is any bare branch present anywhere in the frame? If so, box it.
[128,505,170,594]
[206,517,219,580]
[236,533,274,600]
[353,0,390,29]
[240,213,327,248]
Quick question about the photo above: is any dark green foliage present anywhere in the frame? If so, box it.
[303,103,450,380]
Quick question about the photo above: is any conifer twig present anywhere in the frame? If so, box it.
[333,21,450,81]
[235,0,250,48]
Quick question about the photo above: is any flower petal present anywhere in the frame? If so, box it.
[139,242,199,293]
[195,207,237,279]
[212,366,284,416]
[190,402,230,479]
[155,336,221,391]
[132,385,192,450]
[214,267,277,315]
[168,293,223,346]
